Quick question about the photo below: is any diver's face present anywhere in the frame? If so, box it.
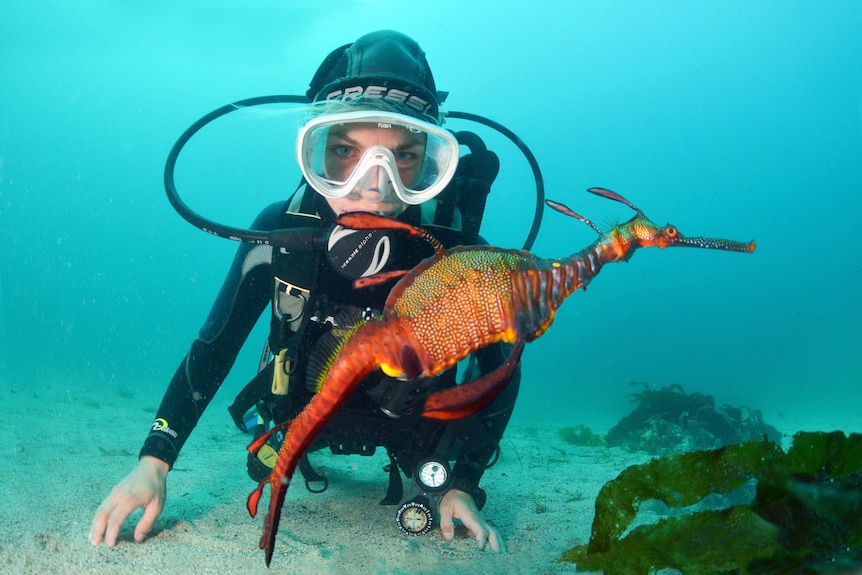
[323,123,427,216]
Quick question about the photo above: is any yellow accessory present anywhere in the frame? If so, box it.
[272,348,291,396]
[256,442,278,469]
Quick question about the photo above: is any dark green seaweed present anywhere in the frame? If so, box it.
[561,431,862,574]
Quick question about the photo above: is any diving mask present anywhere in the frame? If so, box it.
[297,111,460,205]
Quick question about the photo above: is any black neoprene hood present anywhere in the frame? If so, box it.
[305,30,442,123]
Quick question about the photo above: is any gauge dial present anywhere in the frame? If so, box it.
[396,500,433,535]
[417,459,450,491]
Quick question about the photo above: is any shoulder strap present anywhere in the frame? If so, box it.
[431,131,500,244]
[269,185,327,353]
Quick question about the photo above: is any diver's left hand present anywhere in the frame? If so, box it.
[438,489,507,553]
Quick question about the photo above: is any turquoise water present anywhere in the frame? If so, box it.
[1,1,860,431]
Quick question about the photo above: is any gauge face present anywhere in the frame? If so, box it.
[396,501,433,535]
[417,460,449,490]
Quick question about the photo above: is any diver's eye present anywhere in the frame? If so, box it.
[394,150,418,162]
[664,224,678,237]
[330,145,354,158]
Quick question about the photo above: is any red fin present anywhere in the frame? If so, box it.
[422,343,524,420]
[335,212,421,235]
[336,212,444,255]
[247,481,265,517]
[247,421,290,455]
[587,187,640,212]
[354,270,408,288]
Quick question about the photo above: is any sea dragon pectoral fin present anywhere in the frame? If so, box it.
[336,212,445,255]
[422,343,524,420]
[335,211,446,290]
[354,269,409,289]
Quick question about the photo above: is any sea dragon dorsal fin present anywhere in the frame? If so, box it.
[304,307,373,392]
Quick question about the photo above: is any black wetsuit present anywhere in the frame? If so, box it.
[139,187,520,508]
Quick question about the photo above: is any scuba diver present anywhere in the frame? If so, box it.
[90,29,525,554]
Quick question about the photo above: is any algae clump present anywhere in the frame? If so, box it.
[605,382,781,454]
[561,431,862,574]
[558,424,605,447]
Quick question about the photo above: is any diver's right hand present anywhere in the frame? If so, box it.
[89,455,169,547]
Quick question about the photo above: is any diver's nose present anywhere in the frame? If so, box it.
[355,166,394,203]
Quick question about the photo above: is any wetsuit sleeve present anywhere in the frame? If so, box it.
[139,203,283,468]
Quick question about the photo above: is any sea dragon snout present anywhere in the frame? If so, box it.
[246,186,756,566]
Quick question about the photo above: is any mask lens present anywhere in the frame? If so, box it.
[297,112,459,204]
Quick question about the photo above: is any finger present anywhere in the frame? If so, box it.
[104,497,141,547]
[487,525,507,553]
[438,500,456,542]
[89,501,111,545]
[134,499,163,543]
[458,513,491,550]
[90,490,123,546]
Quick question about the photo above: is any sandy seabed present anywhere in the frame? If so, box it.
[1,379,856,575]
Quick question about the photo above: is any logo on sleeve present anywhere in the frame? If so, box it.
[151,418,179,439]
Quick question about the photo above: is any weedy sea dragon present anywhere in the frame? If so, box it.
[246,187,756,565]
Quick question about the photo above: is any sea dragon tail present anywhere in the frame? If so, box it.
[245,321,382,566]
